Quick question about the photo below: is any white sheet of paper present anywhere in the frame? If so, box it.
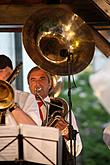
[0,125,62,165]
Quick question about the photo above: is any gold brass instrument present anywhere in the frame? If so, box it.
[35,86,69,139]
[22,4,95,76]
[49,75,64,98]
[0,80,14,110]
[0,62,22,125]
[22,4,95,139]
[48,97,68,119]
[0,79,14,123]
[47,97,69,140]
[7,62,23,84]
[0,62,22,110]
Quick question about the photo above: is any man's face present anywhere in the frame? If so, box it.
[0,66,13,80]
[28,69,51,99]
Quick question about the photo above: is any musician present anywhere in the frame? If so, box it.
[0,54,42,126]
[27,66,82,164]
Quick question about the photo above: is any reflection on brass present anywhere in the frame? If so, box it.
[49,97,68,118]
[47,97,69,140]
[0,62,22,110]
[0,85,9,100]
[0,80,14,110]
[49,75,64,97]
[23,4,95,76]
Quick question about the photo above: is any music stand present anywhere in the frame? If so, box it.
[0,125,62,165]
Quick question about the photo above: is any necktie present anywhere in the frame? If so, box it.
[38,101,43,121]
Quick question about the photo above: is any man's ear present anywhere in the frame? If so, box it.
[48,82,52,90]
[48,75,53,89]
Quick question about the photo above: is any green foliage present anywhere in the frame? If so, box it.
[60,71,110,165]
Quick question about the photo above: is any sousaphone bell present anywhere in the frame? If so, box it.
[22,4,95,76]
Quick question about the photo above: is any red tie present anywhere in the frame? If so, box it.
[38,101,43,121]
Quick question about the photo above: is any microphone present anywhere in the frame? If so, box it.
[60,49,69,57]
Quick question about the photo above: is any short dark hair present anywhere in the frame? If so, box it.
[27,66,52,84]
[0,54,13,69]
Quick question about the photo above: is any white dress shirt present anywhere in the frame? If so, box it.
[6,89,42,126]
[39,96,82,156]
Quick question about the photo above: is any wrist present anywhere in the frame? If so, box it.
[9,103,19,112]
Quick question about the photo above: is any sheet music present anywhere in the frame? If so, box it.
[0,125,18,161]
[0,125,62,165]
[21,125,62,165]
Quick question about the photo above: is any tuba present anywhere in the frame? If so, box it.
[22,4,95,139]
[0,62,22,124]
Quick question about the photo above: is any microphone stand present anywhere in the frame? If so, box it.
[60,49,79,165]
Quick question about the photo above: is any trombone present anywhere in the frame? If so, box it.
[0,62,22,124]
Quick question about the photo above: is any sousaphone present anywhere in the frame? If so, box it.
[22,4,95,76]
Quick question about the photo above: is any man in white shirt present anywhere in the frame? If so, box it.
[27,66,82,164]
[0,54,42,126]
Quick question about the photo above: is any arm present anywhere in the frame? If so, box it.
[13,89,42,126]
[10,104,37,125]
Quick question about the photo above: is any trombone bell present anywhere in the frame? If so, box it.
[0,80,14,110]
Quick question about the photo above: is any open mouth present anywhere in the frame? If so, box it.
[35,87,42,93]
